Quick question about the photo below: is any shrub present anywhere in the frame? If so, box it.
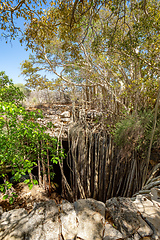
[113,110,160,154]
[0,72,64,203]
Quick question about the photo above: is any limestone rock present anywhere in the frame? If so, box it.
[0,206,3,216]
[60,111,70,118]
[133,232,141,240]
[0,196,160,240]
[105,197,140,238]
[133,195,160,240]
[0,208,28,234]
[137,215,153,237]
[0,208,29,240]
[74,198,105,240]
[30,200,60,239]
[0,200,60,240]
[60,200,78,239]
[103,222,123,239]
[150,187,160,203]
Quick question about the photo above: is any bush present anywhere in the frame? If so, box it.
[113,110,160,154]
[0,72,64,203]
[0,71,24,104]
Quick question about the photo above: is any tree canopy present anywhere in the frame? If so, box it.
[1,0,159,121]
[19,0,159,112]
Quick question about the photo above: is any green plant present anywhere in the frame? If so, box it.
[0,73,64,203]
[113,110,160,154]
[0,71,24,104]
[14,83,31,97]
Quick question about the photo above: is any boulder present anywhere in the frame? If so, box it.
[60,200,77,239]
[133,195,160,239]
[74,198,105,240]
[0,195,160,240]
[105,197,140,238]
[103,222,123,240]
[150,187,160,203]
[0,201,60,240]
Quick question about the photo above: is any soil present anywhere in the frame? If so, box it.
[0,183,64,213]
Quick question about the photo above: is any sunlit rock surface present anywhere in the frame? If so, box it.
[0,194,160,240]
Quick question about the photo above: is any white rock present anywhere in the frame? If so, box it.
[74,199,105,240]
[0,208,28,227]
[103,222,123,239]
[137,215,153,237]
[133,232,141,240]
[133,195,160,239]
[43,218,60,240]
[61,201,77,239]
[61,117,71,122]
[60,111,70,118]
[150,188,160,203]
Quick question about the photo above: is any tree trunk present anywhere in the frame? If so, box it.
[37,148,42,186]
[47,147,51,195]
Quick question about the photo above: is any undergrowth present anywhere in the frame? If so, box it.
[113,110,160,156]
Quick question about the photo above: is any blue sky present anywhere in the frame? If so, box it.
[0,1,51,85]
[0,29,57,86]
[0,38,32,84]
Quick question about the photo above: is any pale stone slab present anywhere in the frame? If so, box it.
[133,195,160,239]
[0,200,60,240]
[43,218,60,240]
[103,222,123,240]
[151,188,160,203]
[28,224,45,240]
[133,232,141,240]
[42,201,60,239]
[106,197,140,237]
[0,208,28,226]
[0,196,160,240]
[0,208,28,239]
[74,198,105,240]
[61,201,78,239]
[137,215,153,237]
[61,111,71,118]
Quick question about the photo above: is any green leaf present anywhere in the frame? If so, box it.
[12,193,18,198]
[3,194,8,200]
[24,179,30,184]
[7,183,13,189]
[33,179,38,185]
[28,183,33,190]
[9,197,14,204]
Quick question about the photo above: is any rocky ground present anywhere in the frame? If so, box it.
[0,190,160,240]
[0,183,63,213]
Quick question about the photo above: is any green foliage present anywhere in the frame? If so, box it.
[113,110,160,154]
[0,71,24,104]
[19,0,159,118]
[0,72,64,203]
[14,83,31,97]
[0,0,46,39]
